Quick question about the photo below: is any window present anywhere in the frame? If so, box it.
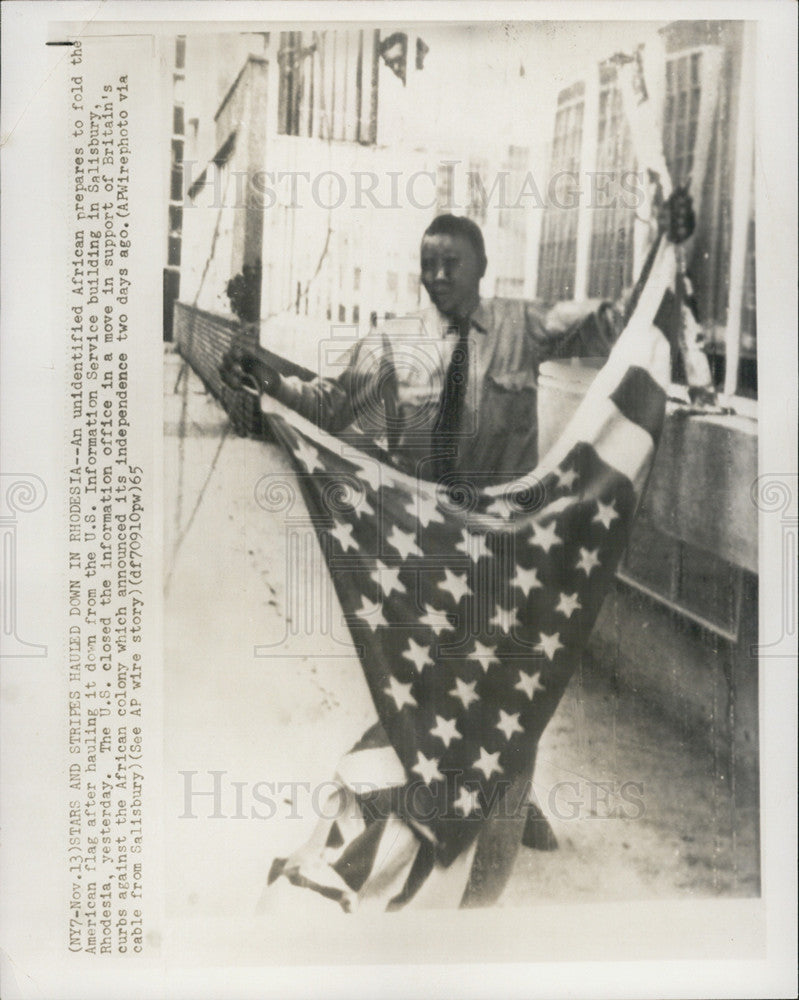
[436,162,455,213]
[466,158,489,226]
[498,145,529,234]
[172,104,184,136]
[353,267,361,291]
[539,24,756,398]
[168,205,183,235]
[352,305,360,323]
[170,166,183,202]
[537,83,584,301]
[278,31,305,136]
[278,29,380,143]
[175,35,186,70]
[663,51,702,187]
[168,236,181,267]
[659,24,756,398]
[496,146,529,298]
[587,63,635,299]
[338,304,346,322]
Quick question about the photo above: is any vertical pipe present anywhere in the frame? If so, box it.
[724,22,756,399]
[574,75,599,299]
[355,30,364,144]
[369,29,380,144]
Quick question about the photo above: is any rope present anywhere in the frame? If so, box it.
[168,167,234,586]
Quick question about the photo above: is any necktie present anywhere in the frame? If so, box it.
[431,316,470,480]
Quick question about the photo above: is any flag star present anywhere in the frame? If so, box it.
[384,675,417,711]
[406,493,444,528]
[468,640,501,673]
[419,603,453,636]
[411,750,443,785]
[473,747,503,780]
[450,677,479,710]
[593,499,619,530]
[536,631,564,661]
[515,669,546,700]
[455,528,492,562]
[430,714,461,748]
[294,439,324,473]
[576,547,601,576]
[370,560,406,597]
[350,494,375,520]
[437,569,473,604]
[555,591,582,618]
[528,520,562,553]
[496,709,524,741]
[453,786,481,816]
[350,459,382,491]
[511,565,543,597]
[402,638,433,674]
[489,603,520,635]
[387,525,422,560]
[485,495,514,519]
[352,595,388,631]
[327,520,358,552]
[555,466,579,489]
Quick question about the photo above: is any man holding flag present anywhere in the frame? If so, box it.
[224,211,627,487]
[218,185,694,912]
[218,36,704,909]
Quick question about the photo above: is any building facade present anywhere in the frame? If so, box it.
[177,29,542,364]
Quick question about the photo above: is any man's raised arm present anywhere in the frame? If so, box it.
[532,188,696,362]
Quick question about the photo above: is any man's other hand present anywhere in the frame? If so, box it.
[220,344,281,395]
[659,186,696,244]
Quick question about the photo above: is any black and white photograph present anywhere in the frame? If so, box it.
[165,18,760,921]
[0,3,796,997]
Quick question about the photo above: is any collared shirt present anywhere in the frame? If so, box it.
[272,297,621,484]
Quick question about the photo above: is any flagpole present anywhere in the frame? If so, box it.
[723,22,756,401]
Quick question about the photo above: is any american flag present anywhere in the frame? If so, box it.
[262,235,678,874]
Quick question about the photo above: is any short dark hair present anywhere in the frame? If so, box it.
[422,213,487,277]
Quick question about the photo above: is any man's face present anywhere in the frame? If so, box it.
[420,233,483,320]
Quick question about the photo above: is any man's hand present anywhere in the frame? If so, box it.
[659,186,696,244]
[220,344,281,395]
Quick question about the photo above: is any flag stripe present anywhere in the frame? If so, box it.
[350,719,393,752]
[609,365,667,442]
[481,246,675,506]
[358,816,421,902]
[336,744,407,790]
[387,838,436,909]
[543,398,656,494]
[403,833,479,908]
[332,817,389,891]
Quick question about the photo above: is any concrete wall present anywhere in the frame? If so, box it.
[540,359,759,775]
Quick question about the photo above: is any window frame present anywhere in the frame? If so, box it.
[539,35,757,404]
